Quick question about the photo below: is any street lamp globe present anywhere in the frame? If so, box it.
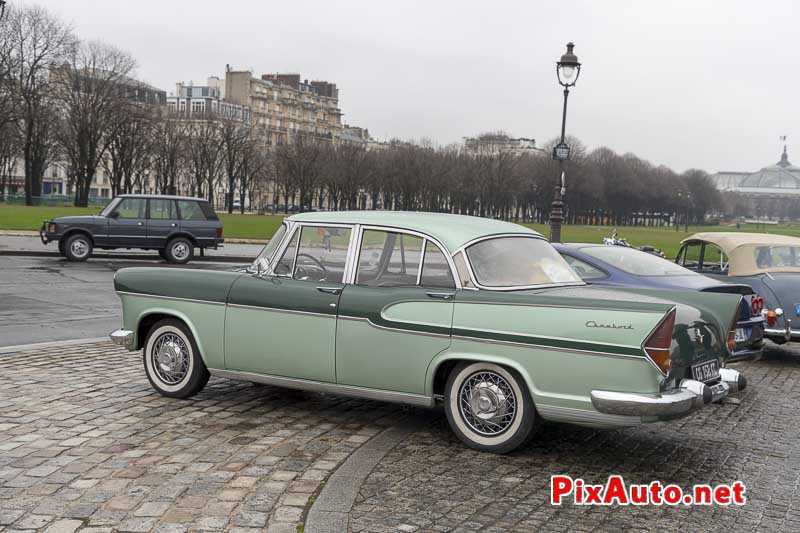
[557,42,581,87]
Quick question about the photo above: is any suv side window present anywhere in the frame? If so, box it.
[149,199,177,220]
[114,198,146,219]
[178,200,208,221]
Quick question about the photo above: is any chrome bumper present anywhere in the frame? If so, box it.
[109,329,135,349]
[591,369,745,418]
[764,326,800,342]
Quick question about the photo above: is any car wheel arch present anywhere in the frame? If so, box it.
[426,352,540,402]
[135,310,208,365]
[61,229,94,246]
[166,232,198,248]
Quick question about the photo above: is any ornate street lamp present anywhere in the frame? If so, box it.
[0,1,7,21]
[549,42,582,243]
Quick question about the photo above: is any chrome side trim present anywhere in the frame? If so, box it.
[116,291,226,306]
[451,334,643,359]
[226,302,335,319]
[209,368,434,407]
[338,315,450,338]
[536,404,641,427]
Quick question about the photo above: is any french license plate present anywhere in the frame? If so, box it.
[692,359,720,382]
[734,327,751,343]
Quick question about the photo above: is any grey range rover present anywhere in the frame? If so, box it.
[40,194,224,264]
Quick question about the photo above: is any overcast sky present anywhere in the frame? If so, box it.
[22,0,800,174]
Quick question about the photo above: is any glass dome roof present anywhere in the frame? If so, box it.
[739,147,800,189]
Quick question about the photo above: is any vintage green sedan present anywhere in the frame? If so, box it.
[111,212,746,453]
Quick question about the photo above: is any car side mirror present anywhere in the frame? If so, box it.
[108,211,119,219]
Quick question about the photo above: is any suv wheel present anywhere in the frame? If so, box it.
[165,237,194,264]
[444,362,537,454]
[143,318,209,398]
[64,234,93,261]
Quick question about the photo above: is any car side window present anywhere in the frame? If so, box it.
[420,241,456,288]
[357,230,423,287]
[114,198,146,219]
[678,243,703,269]
[453,251,475,289]
[700,244,728,273]
[274,229,300,276]
[178,200,207,221]
[149,199,177,220]
[293,226,351,283]
[561,254,608,281]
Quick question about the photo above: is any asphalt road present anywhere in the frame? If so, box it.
[0,256,248,347]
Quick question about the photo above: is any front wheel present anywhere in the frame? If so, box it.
[444,362,537,454]
[64,234,93,261]
[143,319,209,398]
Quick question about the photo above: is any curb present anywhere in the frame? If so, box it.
[304,416,427,533]
[0,337,110,354]
[0,249,253,263]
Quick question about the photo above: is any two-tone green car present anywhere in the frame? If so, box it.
[111,212,747,453]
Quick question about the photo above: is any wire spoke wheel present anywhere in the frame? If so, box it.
[458,370,517,436]
[151,333,190,385]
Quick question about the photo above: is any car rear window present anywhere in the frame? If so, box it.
[178,200,210,221]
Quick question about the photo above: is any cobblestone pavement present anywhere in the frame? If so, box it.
[0,341,405,533]
[350,343,800,533]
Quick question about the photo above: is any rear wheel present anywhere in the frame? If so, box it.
[64,234,93,261]
[444,362,537,454]
[143,318,209,398]
[165,237,194,264]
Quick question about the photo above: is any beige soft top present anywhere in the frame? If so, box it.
[682,232,800,276]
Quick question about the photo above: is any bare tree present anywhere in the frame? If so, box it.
[53,40,136,206]
[103,102,153,195]
[4,4,75,205]
[151,112,185,195]
[274,133,325,213]
[219,118,252,213]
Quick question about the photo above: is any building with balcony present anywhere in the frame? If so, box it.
[167,78,251,122]
[224,68,343,145]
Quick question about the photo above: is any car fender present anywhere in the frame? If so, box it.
[425,349,539,400]
[133,306,212,365]
[61,227,95,245]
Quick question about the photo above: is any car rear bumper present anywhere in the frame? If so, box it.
[764,325,800,342]
[590,368,745,418]
[109,329,135,349]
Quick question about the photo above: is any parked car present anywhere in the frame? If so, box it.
[554,243,765,361]
[677,232,800,344]
[110,212,745,454]
[40,194,223,264]
[602,229,666,257]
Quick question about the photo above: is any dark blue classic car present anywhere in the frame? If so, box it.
[554,243,765,361]
[677,232,800,344]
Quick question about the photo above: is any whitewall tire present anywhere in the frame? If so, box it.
[444,362,537,454]
[143,318,209,398]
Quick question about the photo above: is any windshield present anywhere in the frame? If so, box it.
[581,246,696,276]
[100,197,121,216]
[253,223,288,271]
[466,236,582,288]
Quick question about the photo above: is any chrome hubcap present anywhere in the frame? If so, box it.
[172,243,189,260]
[459,371,516,436]
[71,240,88,257]
[152,333,190,384]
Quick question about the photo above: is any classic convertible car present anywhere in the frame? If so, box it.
[111,212,746,453]
[554,243,765,361]
[677,232,800,344]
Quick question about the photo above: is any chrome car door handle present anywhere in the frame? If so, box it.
[137,222,144,226]
[171,223,177,227]
[317,287,342,295]
[426,292,454,300]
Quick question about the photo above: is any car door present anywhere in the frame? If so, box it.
[224,223,353,383]
[177,200,216,246]
[107,197,147,247]
[147,198,178,248]
[336,228,456,395]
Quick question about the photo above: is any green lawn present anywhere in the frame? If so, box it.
[2,204,798,256]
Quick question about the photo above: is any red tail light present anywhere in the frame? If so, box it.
[216,227,223,238]
[751,296,764,316]
[644,309,676,375]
